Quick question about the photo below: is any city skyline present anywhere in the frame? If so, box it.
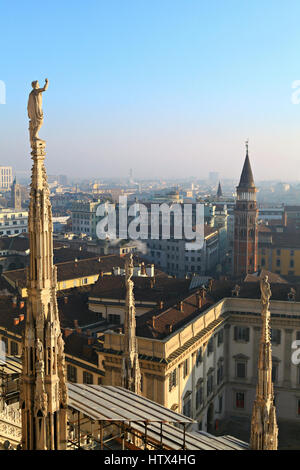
[1,1,300,180]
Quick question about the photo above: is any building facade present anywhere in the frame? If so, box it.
[0,167,13,190]
[0,209,28,236]
[101,292,300,444]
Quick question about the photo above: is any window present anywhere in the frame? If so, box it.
[291,250,295,256]
[261,258,266,267]
[108,314,120,324]
[276,249,281,256]
[10,341,18,356]
[140,374,143,392]
[67,364,77,383]
[217,329,224,346]
[183,396,191,417]
[290,260,295,268]
[272,364,278,383]
[83,371,93,384]
[196,382,203,408]
[169,369,177,391]
[218,395,223,413]
[276,259,280,267]
[234,326,250,342]
[217,361,224,385]
[207,373,213,396]
[271,329,281,345]
[236,392,244,409]
[183,359,189,378]
[236,362,246,378]
[207,337,214,356]
[196,347,202,366]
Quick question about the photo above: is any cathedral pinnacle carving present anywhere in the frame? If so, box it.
[19,80,68,450]
[250,275,278,450]
[121,254,141,394]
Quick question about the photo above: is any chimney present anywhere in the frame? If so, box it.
[87,337,94,345]
[19,313,24,322]
[64,328,73,337]
[12,296,17,308]
[146,264,155,277]
[64,296,68,304]
[14,317,19,326]
[152,316,156,329]
[196,293,202,309]
[178,301,184,312]
[19,300,25,309]
[150,280,154,289]
[158,300,164,310]
[200,288,206,299]
[165,324,173,334]
[74,319,79,328]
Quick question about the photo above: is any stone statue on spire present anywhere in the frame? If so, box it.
[27,78,49,148]
[260,275,271,310]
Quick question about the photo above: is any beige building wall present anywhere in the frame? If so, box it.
[102,296,300,432]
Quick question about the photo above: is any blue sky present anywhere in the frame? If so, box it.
[1,0,300,180]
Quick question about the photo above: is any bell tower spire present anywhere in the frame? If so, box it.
[233,141,258,278]
[20,79,68,450]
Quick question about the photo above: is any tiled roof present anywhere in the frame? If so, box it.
[89,275,191,304]
[136,291,214,339]
[210,279,300,302]
[0,292,101,335]
[2,254,132,288]
[0,236,29,252]
[0,293,101,366]
[64,332,99,366]
[53,247,97,264]
[244,269,288,284]
[272,233,300,249]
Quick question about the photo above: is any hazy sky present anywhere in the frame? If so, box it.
[1,0,300,181]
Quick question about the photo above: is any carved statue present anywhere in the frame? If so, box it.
[125,253,134,282]
[36,338,44,363]
[27,78,49,147]
[232,284,240,297]
[260,275,271,309]
[57,332,64,357]
[288,287,296,301]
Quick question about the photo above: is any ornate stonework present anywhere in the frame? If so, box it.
[0,404,21,447]
[121,254,141,394]
[250,275,278,450]
[19,81,68,450]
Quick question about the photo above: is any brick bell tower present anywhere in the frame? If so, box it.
[233,141,258,278]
